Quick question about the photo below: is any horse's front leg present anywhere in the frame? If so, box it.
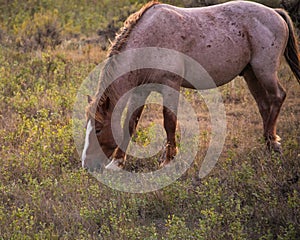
[160,106,178,167]
[105,105,145,170]
[160,88,179,167]
[105,92,149,170]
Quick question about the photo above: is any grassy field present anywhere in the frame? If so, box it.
[1,0,300,239]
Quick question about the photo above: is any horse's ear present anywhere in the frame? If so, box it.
[87,95,93,103]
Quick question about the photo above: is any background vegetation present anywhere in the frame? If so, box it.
[0,0,299,239]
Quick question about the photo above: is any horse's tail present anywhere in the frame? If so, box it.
[275,9,300,84]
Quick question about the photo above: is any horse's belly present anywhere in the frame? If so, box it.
[181,24,251,87]
[179,40,250,89]
[196,46,250,87]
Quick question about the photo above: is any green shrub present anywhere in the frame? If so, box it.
[16,11,62,51]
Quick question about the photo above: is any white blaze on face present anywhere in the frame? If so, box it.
[82,120,93,167]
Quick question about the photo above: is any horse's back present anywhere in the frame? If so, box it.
[124,1,288,87]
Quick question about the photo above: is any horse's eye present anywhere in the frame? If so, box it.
[95,129,101,134]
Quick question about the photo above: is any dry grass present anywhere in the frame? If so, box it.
[1,0,299,238]
[0,42,299,239]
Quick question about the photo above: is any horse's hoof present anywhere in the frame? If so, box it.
[272,141,282,154]
[266,134,282,154]
[275,135,281,142]
[159,159,171,168]
[105,159,124,171]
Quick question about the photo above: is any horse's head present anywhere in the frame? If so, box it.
[82,95,117,169]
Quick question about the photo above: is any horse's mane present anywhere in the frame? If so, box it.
[108,0,160,57]
[86,1,160,121]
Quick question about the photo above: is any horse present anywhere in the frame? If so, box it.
[82,0,300,171]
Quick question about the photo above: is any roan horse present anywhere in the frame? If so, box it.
[82,1,300,171]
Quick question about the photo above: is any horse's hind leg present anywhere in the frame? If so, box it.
[250,62,286,152]
[243,66,270,133]
[264,79,286,152]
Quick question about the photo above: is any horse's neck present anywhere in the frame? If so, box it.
[109,74,135,107]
